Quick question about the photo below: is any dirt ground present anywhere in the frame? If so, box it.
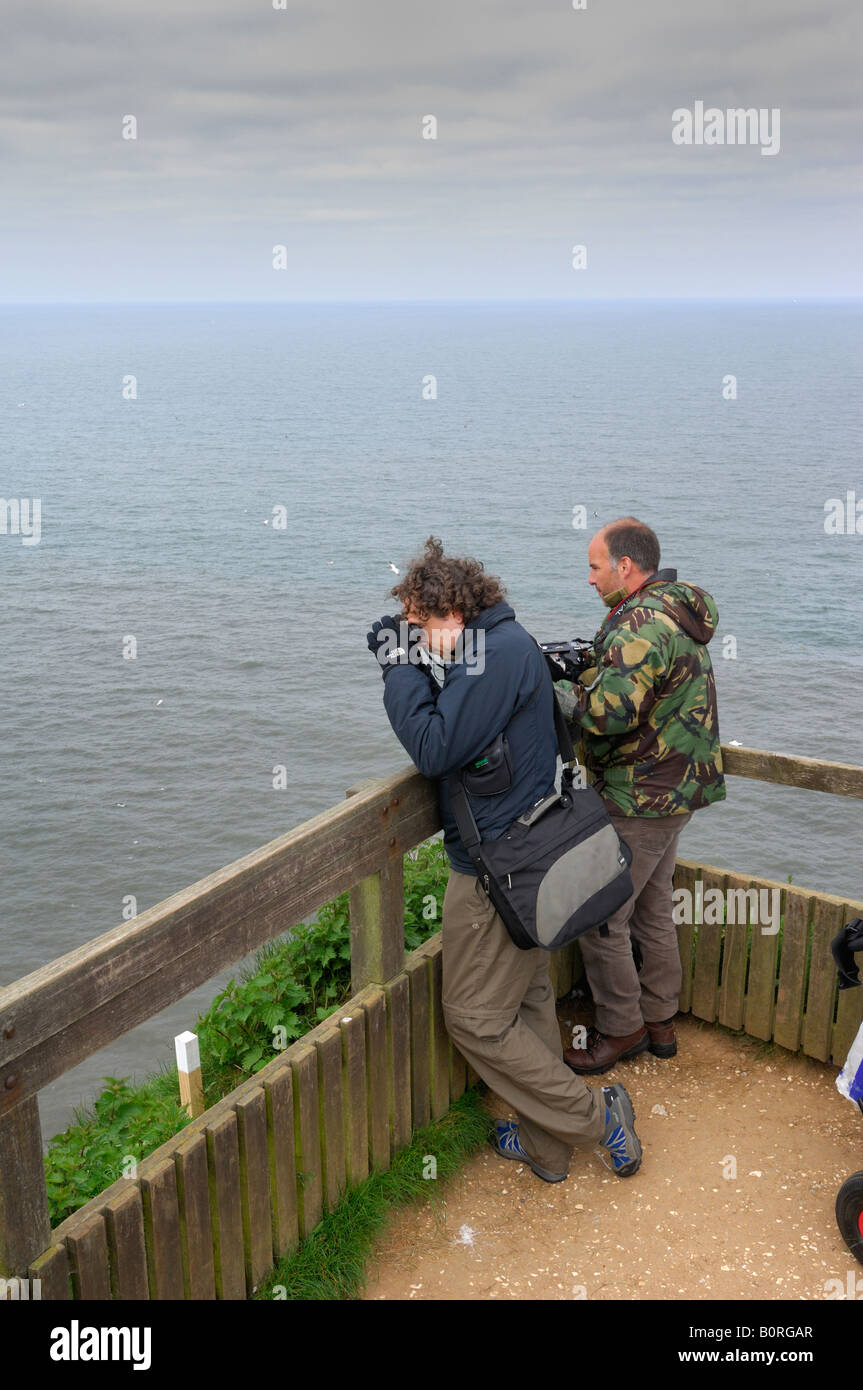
[363,1005,863,1301]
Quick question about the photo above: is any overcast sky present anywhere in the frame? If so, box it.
[2,0,861,300]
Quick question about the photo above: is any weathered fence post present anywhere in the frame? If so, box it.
[346,781,406,991]
[0,1096,52,1276]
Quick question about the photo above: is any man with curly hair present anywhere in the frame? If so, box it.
[366,537,642,1184]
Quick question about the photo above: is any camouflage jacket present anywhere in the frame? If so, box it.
[561,572,726,817]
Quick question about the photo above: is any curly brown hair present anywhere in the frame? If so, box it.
[390,536,507,625]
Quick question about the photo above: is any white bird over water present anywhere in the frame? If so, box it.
[155,699,163,707]
[389,562,399,574]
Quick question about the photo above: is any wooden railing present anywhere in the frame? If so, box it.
[0,743,861,1297]
[0,769,438,1285]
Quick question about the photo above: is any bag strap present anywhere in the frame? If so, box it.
[447,670,575,867]
[446,773,485,870]
[552,687,576,764]
[446,665,543,868]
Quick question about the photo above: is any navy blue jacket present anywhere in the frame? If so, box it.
[381,602,559,873]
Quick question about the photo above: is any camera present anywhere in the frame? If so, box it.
[539,638,595,683]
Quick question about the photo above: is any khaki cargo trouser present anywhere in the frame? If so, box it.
[441,868,606,1175]
[578,810,692,1036]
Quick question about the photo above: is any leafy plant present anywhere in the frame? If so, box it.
[44,1077,189,1225]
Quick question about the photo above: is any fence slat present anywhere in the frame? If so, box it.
[262,1064,298,1261]
[548,945,573,1000]
[104,1186,149,1301]
[563,943,578,996]
[141,1158,185,1300]
[744,886,781,1042]
[449,1035,467,1102]
[174,1132,215,1300]
[236,1089,274,1293]
[691,869,726,1023]
[384,973,411,1153]
[802,898,844,1062]
[422,939,450,1121]
[363,988,390,1172]
[340,1012,368,1187]
[718,872,751,1032]
[206,1111,246,1300]
[290,1043,322,1241]
[28,1243,71,1300]
[774,890,812,1053]
[674,863,697,1014]
[313,1025,346,1211]
[404,952,431,1129]
[66,1214,111,1300]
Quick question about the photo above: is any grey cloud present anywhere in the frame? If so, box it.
[1,0,860,298]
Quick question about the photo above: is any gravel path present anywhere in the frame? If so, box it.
[364,1010,863,1301]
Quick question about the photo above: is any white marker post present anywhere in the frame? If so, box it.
[174,1031,204,1118]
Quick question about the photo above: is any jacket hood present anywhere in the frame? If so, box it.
[639,577,718,643]
[466,600,516,632]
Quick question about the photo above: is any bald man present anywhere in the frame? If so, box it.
[559,518,725,1073]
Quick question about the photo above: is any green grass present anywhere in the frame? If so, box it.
[255,1087,493,1301]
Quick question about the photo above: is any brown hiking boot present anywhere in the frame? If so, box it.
[563,1025,649,1075]
[645,1017,677,1058]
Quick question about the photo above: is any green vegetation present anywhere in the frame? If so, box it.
[254,1087,492,1301]
[44,839,450,1225]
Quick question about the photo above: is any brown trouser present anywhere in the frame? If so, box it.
[577,810,692,1036]
[441,868,606,1174]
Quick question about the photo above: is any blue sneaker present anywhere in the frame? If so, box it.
[596,1084,642,1177]
[492,1120,567,1183]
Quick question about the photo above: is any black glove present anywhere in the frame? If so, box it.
[367,614,407,675]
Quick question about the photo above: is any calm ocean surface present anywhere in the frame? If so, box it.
[2,300,861,1140]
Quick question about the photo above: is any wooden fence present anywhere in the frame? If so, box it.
[1,744,862,1299]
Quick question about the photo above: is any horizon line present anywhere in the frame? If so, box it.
[1,294,861,308]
